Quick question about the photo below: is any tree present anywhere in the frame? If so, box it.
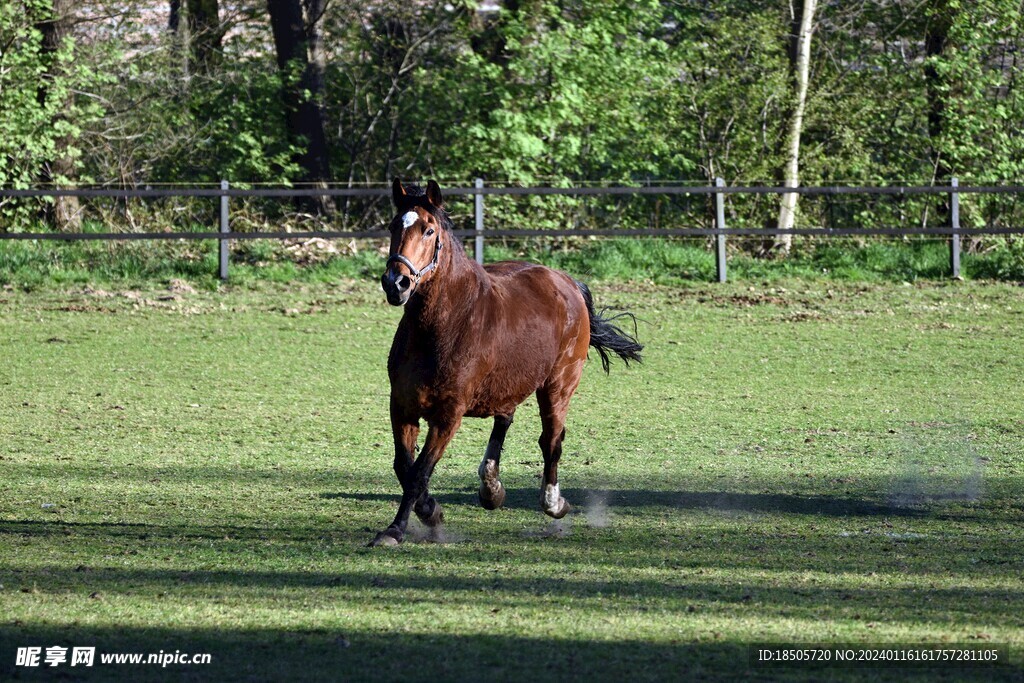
[188,0,222,74]
[920,0,1024,230]
[924,0,953,185]
[8,0,1024,240]
[452,1,677,183]
[35,0,81,229]
[168,0,223,77]
[1,0,103,230]
[771,0,818,256]
[665,2,788,230]
[267,0,335,216]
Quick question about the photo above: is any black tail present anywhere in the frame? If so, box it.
[575,280,644,374]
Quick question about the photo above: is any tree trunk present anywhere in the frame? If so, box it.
[169,0,181,32]
[303,0,329,164]
[187,0,221,75]
[771,0,817,256]
[169,1,221,78]
[35,0,80,231]
[925,0,953,185]
[267,0,334,216]
[169,0,189,81]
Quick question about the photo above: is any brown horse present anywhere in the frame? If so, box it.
[371,179,642,546]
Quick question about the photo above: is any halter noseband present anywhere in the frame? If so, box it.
[386,230,443,285]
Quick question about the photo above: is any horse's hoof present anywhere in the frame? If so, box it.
[414,497,444,527]
[479,481,506,510]
[368,529,403,547]
[543,497,571,520]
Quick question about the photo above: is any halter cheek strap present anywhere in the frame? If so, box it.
[386,233,443,284]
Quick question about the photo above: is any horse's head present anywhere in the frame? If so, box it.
[381,178,447,306]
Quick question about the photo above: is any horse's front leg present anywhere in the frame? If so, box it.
[376,402,439,540]
[390,412,419,509]
[370,414,462,546]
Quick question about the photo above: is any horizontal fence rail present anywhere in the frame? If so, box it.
[3,184,1024,197]
[2,227,1021,240]
[2,179,1022,281]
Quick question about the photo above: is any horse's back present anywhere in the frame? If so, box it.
[469,260,591,406]
[483,260,582,303]
[482,260,542,276]
[481,260,587,328]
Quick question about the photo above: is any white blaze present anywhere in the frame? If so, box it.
[401,211,418,228]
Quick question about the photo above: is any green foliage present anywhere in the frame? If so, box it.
[0,1,59,189]
[0,233,384,290]
[454,1,677,184]
[665,2,789,185]
[0,0,106,223]
[924,0,1024,229]
[969,236,1024,280]
[79,17,298,188]
[5,1,1024,255]
[486,237,974,283]
[930,0,1024,181]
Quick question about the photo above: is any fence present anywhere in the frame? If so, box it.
[2,179,1023,282]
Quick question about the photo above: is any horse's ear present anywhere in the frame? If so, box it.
[392,178,406,208]
[426,180,443,208]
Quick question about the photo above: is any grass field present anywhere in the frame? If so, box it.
[1,277,1023,681]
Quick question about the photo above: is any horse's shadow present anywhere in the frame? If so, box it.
[322,488,923,517]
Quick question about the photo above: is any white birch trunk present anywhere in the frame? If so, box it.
[775,0,818,255]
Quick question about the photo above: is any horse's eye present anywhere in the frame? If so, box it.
[425,228,435,237]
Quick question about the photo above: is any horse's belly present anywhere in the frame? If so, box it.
[463,367,543,418]
[464,396,529,418]
[464,394,531,418]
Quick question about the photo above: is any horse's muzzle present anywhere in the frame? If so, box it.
[381,269,412,306]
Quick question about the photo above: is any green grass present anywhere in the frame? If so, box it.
[0,238,384,290]
[486,237,1024,283]
[2,236,1023,290]
[1,279,1023,681]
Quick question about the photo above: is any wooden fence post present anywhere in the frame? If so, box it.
[715,177,727,283]
[474,178,484,265]
[219,180,229,281]
[950,177,961,279]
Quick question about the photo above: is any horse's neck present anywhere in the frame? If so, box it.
[409,238,484,333]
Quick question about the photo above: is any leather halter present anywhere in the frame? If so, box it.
[386,229,443,284]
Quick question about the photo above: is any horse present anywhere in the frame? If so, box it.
[371,178,643,546]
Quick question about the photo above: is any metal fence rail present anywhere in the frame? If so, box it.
[3,178,1023,281]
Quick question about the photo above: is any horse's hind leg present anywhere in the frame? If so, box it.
[479,413,513,510]
[536,387,575,519]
